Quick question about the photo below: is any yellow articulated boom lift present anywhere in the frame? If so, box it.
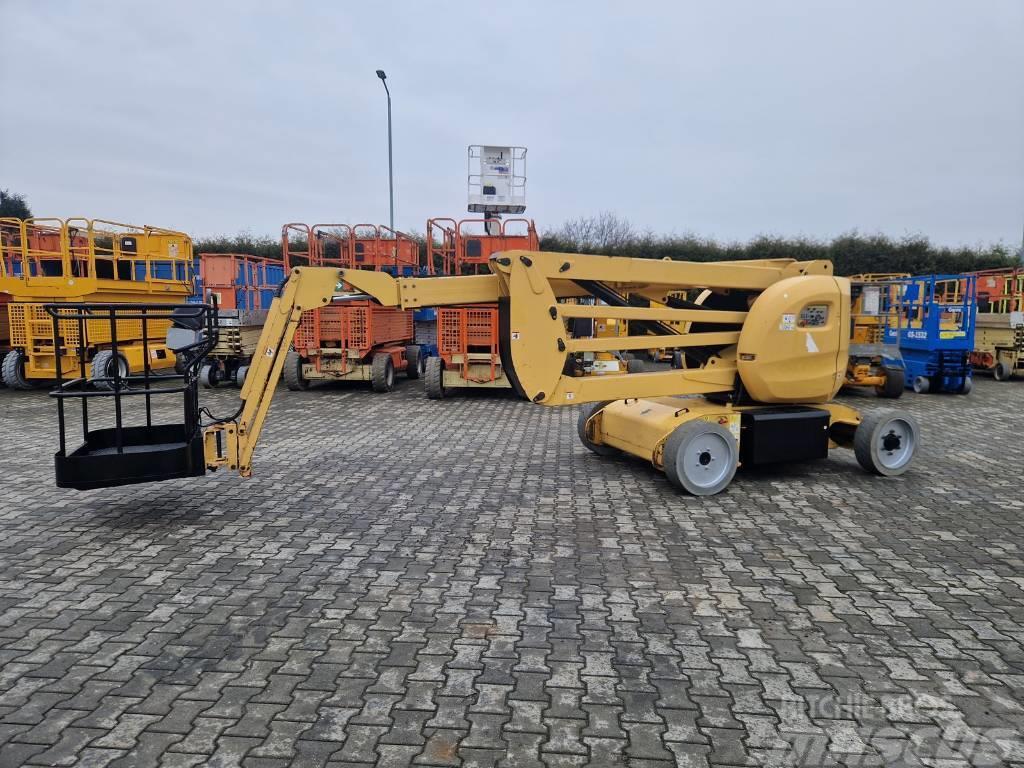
[47,252,920,495]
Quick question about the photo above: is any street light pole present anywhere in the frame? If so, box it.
[376,69,394,233]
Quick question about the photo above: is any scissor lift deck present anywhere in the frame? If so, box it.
[47,302,218,489]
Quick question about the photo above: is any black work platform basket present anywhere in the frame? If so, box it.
[46,302,218,490]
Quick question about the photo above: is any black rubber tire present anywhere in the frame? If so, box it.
[405,345,422,379]
[854,410,919,477]
[671,351,684,369]
[646,350,659,363]
[199,363,221,389]
[876,367,905,399]
[994,361,1011,381]
[91,350,128,390]
[234,365,249,388]
[576,401,617,456]
[663,419,739,496]
[1,350,33,390]
[283,349,309,391]
[959,376,972,395]
[626,358,645,373]
[371,352,395,393]
[425,356,445,399]
[912,375,930,394]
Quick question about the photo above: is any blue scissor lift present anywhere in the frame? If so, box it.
[893,274,977,394]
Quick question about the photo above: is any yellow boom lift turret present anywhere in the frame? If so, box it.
[46,252,920,495]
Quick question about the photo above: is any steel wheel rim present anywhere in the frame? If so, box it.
[876,418,915,469]
[682,432,733,489]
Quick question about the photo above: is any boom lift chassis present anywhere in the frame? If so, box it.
[49,252,920,495]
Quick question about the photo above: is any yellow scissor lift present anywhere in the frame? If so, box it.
[843,274,908,397]
[969,268,1024,381]
[0,218,193,389]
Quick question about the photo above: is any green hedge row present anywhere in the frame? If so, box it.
[192,231,1019,277]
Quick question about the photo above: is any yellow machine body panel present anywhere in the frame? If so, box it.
[737,276,850,403]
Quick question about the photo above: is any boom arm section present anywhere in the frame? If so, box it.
[203,252,850,477]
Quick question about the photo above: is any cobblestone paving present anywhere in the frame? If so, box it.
[0,376,1022,767]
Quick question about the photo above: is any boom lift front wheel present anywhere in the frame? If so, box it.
[854,410,919,477]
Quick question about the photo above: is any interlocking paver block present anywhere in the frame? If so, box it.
[1,380,1023,767]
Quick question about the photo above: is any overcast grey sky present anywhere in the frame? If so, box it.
[2,0,1022,247]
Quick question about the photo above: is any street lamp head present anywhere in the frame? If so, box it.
[376,69,387,80]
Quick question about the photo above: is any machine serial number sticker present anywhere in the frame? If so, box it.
[779,314,796,331]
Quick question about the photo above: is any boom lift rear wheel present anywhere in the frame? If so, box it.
[1,350,33,390]
[283,349,309,391]
[425,356,445,399]
[371,352,395,393]
[577,402,618,457]
[663,420,739,495]
[854,410,919,477]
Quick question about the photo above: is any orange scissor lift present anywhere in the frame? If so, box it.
[423,217,538,398]
[0,217,193,389]
[966,267,1023,381]
[281,223,425,392]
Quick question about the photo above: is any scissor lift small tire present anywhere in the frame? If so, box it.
[425,356,445,399]
[994,361,1012,381]
[90,351,129,391]
[405,345,422,379]
[283,349,309,391]
[876,366,905,399]
[2,350,33,390]
[371,352,395,393]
